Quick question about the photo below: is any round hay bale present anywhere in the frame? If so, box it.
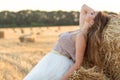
[0,31,4,38]
[100,15,120,80]
[69,15,120,80]
[19,34,35,43]
[20,28,24,34]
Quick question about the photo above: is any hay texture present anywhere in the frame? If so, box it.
[100,15,120,80]
[69,15,120,80]
[69,67,109,80]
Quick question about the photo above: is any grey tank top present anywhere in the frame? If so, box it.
[53,30,80,62]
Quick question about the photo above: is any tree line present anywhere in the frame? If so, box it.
[0,10,118,28]
[0,10,80,28]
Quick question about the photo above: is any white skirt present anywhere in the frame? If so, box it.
[24,50,74,80]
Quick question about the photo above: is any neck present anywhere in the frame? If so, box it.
[80,26,89,34]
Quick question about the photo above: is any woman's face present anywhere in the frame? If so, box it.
[85,10,98,24]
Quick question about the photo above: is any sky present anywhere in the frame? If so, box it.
[0,0,120,13]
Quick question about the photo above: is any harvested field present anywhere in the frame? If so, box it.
[0,26,79,80]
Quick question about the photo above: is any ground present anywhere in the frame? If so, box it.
[0,26,79,80]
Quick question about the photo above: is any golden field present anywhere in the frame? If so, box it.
[0,26,79,80]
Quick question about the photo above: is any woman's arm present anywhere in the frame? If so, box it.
[61,32,87,80]
[81,4,94,15]
[80,4,94,27]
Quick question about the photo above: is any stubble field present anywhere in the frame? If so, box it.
[0,26,79,80]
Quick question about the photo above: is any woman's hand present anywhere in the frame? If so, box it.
[61,64,80,80]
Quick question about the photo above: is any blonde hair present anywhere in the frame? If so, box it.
[85,12,110,67]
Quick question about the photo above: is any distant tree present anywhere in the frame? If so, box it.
[1,10,117,28]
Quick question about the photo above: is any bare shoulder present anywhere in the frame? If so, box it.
[76,32,87,41]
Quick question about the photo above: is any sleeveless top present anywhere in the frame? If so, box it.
[53,29,80,62]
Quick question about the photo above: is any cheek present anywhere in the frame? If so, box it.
[85,14,93,22]
[89,15,95,19]
[85,13,96,22]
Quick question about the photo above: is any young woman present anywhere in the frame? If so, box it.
[24,4,110,80]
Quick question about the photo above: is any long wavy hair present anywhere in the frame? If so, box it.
[84,12,110,67]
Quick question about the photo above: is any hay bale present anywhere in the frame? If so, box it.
[19,34,35,42]
[0,31,4,38]
[100,15,120,80]
[69,15,120,80]
[20,28,24,34]
[69,67,109,80]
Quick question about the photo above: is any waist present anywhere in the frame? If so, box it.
[51,50,61,55]
[51,50,72,60]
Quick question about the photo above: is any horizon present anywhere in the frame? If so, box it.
[0,9,119,14]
